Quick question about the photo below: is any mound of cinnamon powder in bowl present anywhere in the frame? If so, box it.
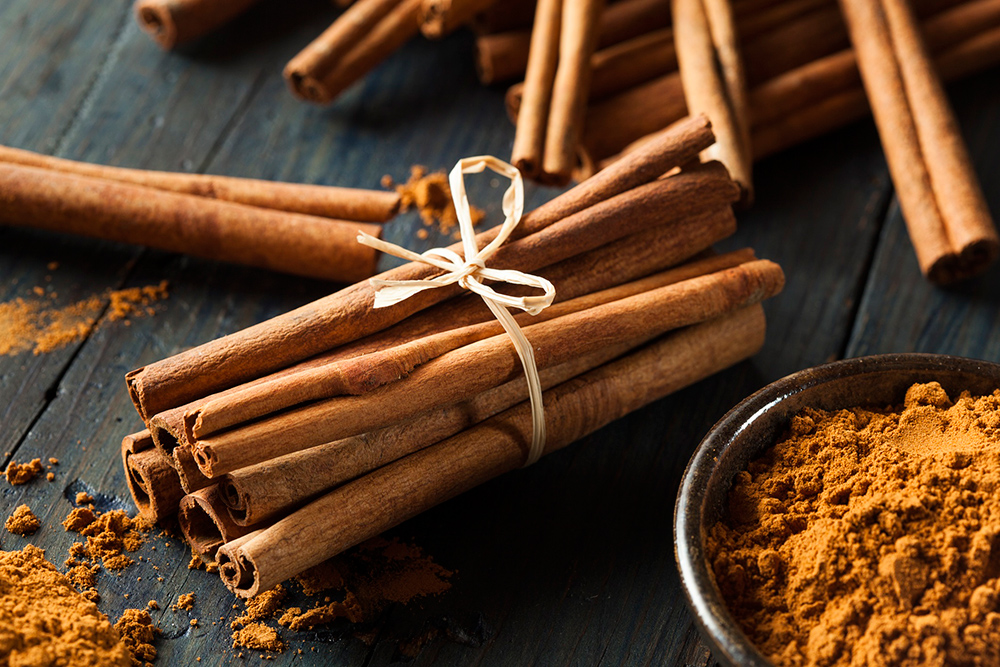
[707,382,1000,666]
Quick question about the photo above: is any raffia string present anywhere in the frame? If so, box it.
[357,156,556,465]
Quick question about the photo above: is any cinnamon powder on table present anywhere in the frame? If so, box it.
[383,167,485,241]
[0,544,132,666]
[708,382,1000,666]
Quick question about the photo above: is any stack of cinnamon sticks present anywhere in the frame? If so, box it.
[0,145,399,282]
[119,117,785,597]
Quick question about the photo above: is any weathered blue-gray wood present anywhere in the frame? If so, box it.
[3,0,1000,665]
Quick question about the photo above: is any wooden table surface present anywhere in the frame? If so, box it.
[2,1,1000,665]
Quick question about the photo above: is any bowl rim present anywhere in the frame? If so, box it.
[673,352,1000,666]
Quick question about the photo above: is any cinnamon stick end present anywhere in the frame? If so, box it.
[926,238,1000,285]
[133,1,178,49]
[282,66,331,105]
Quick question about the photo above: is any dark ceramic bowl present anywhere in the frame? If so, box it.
[674,353,1000,666]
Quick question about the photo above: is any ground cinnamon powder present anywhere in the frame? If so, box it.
[6,504,41,535]
[0,544,132,666]
[708,382,1000,666]
[6,458,44,484]
[384,167,485,240]
[0,281,168,356]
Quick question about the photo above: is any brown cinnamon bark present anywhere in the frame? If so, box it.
[541,0,605,184]
[839,0,999,282]
[121,430,184,524]
[218,304,769,596]
[186,245,750,443]
[0,145,400,222]
[674,0,753,202]
[173,446,213,494]
[124,116,716,421]
[179,485,256,558]
[216,249,757,527]
[511,0,563,177]
[0,163,381,283]
[191,259,782,476]
[476,31,533,84]
[133,0,261,49]
[284,0,422,104]
[419,0,499,37]
[596,0,672,48]
[471,0,536,34]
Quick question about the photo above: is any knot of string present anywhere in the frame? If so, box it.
[356,156,555,465]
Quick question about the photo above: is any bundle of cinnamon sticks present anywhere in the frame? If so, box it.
[0,145,399,282]
[119,117,785,597]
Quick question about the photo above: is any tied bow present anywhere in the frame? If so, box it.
[357,156,555,465]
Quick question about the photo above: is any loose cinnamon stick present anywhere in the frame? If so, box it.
[218,304,769,597]
[284,0,422,104]
[121,430,184,524]
[839,0,999,282]
[186,244,749,443]
[133,0,261,49]
[0,163,381,283]
[596,0,672,48]
[0,145,400,222]
[419,0,499,38]
[541,0,604,184]
[477,31,533,85]
[191,259,782,476]
[179,485,256,558]
[510,0,563,177]
[216,249,757,527]
[674,0,754,201]
[471,0,536,34]
[124,116,717,421]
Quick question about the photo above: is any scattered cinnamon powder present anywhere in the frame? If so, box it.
[277,592,362,631]
[114,609,161,667]
[173,593,196,611]
[6,458,44,484]
[63,509,149,570]
[386,166,485,239]
[0,544,131,665]
[708,382,1000,666]
[232,623,285,652]
[0,281,169,356]
[76,491,95,505]
[6,504,41,535]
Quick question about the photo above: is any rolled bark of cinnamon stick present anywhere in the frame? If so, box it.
[419,0,499,38]
[218,303,769,597]
[284,0,422,104]
[674,0,754,202]
[477,31,533,85]
[216,249,757,527]
[510,0,563,177]
[186,243,749,444]
[839,0,999,283]
[124,116,716,421]
[133,0,261,49]
[541,0,605,184]
[0,145,400,222]
[596,0,672,48]
[173,446,213,494]
[179,485,256,558]
[121,430,184,524]
[191,259,782,476]
[0,163,381,283]
[471,0,536,34]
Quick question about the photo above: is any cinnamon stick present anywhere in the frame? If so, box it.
[839,0,999,282]
[0,145,400,222]
[121,430,184,524]
[124,116,717,421]
[179,485,256,559]
[284,0,422,104]
[191,259,783,476]
[477,31,533,85]
[510,0,563,177]
[173,446,213,494]
[217,304,769,597]
[133,0,261,49]
[419,0,499,38]
[541,0,605,184]
[186,243,747,443]
[596,0,672,48]
[0,163,381,283]
[471,0,536,34]
[216,249,757,527]
[674,0,753,201]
